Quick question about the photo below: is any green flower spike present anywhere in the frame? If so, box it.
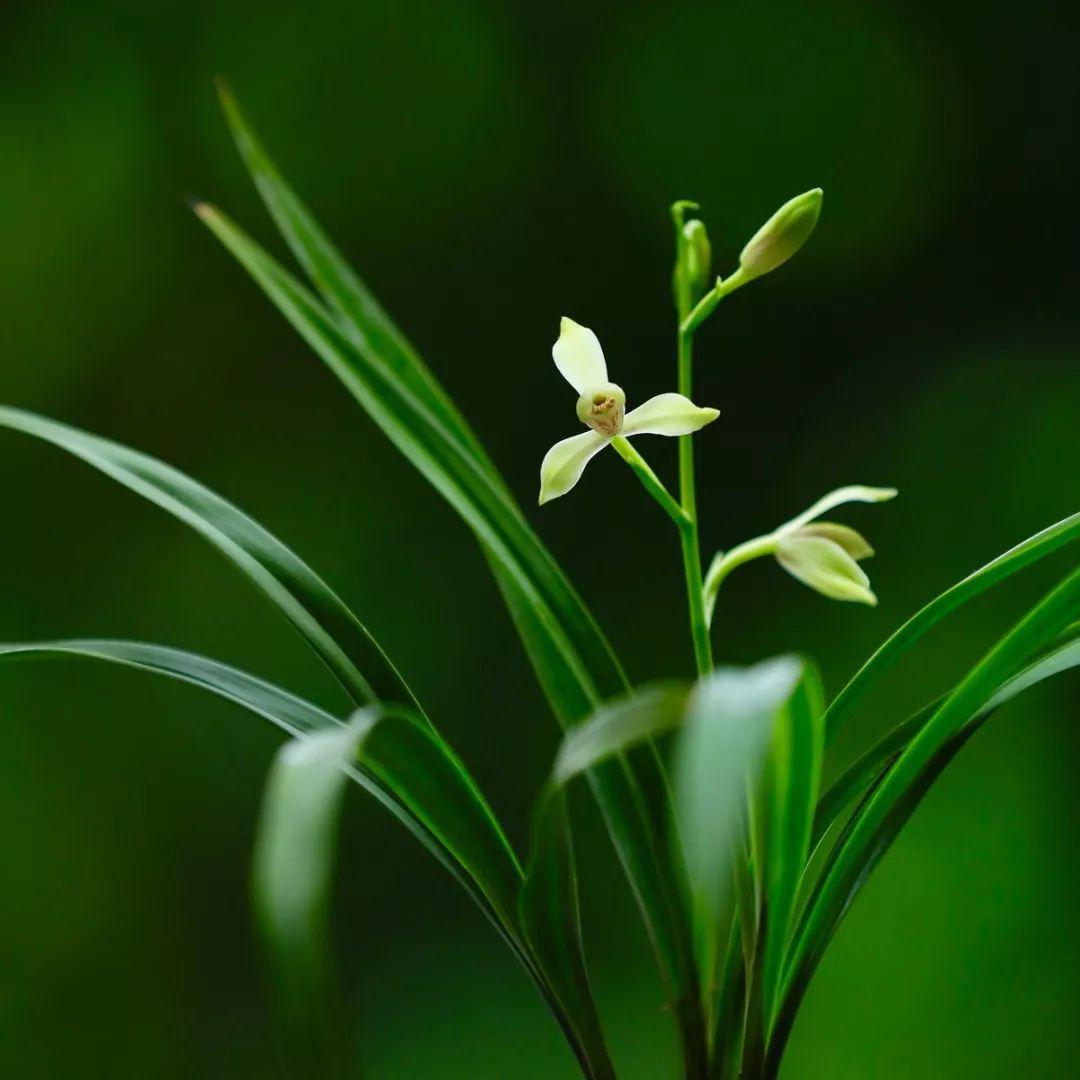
[539,318,719,505]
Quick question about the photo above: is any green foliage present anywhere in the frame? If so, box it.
[1,89,1077,1080]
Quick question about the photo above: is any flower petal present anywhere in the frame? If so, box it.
[538,430,610,504]
[622,393,720,437]
[783,485,897,532]
[552,317,608,393]
[775,535,877,605]
[793,522,874,560]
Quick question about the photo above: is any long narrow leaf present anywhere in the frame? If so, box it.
[195,194,705,1056]
[772,564,1080,1074]
[0,640,505,925]
[825,511,1080,742]
[814,629,1080,850]
[671,659,806,1078]
[520,787,615,1080]
[0,407,416,712]
[0,639,620,1075]
[757,666,825,1033]
[217,82,505,495]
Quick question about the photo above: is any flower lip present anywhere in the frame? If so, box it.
[576,381,625,436]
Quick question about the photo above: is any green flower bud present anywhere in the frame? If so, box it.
[775,529,876,606]
[575,381,626,437]
[739,188,823,281]
[682,219,712,299]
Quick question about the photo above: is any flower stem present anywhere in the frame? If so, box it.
[672,203,714,677]
[677,327,713,676]
[611,437,689,528]
[702,535,776,625]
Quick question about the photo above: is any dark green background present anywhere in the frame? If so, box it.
[2,1,1078,1076]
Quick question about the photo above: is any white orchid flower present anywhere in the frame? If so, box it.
[539,318,719,504]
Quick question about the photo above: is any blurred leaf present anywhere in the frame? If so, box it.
[825,510,1080,743]
[0,405,417,711]
[671,659,805,1076]
[253,716,364,1078]
[255,700,536,1077]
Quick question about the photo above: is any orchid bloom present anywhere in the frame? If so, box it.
[538,318,719,504]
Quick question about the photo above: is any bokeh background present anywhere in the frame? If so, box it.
[2,1,1078,1076]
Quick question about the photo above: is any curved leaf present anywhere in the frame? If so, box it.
[0,406,415,712]
[825,511,1080,743]
[814,628,1080,851]
[0,640,614,1077]
[197,148,705,1056]
[769,567,1080,1076]
[0,641,505,913]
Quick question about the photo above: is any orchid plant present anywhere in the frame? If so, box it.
[3,87,1079,1080]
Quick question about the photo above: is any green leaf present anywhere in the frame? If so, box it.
[198,128,706,1058]
[825,511,1080,743]
[770,566,1080,1076]
[520,787,615,1080]
[757,665,825,1033]
[0,638,621,1075]
[670,659,806,1077]
[216,81,505,495]
[253,701,537,1077]
[253,715,367,1078]
[0,406,416,712]
[524,684,691,1077]
[0,639,509,930]
[814,625,1080,851]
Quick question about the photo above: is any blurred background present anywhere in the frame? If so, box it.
[1,1,1078,1076]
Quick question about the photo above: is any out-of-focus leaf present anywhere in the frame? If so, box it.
[253,715,368,1078]
[825,511,1080,742]
[0,406,416,712]
[670,658,805,1077]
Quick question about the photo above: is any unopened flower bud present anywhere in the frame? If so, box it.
[682,219,712,299]
[576,381,626,437]
[739,188,823,281]
[775,528,876,606]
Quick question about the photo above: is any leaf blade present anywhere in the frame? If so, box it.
[0,406,416,712]
[772,565,1080,1073]
[825,511,1080,742]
